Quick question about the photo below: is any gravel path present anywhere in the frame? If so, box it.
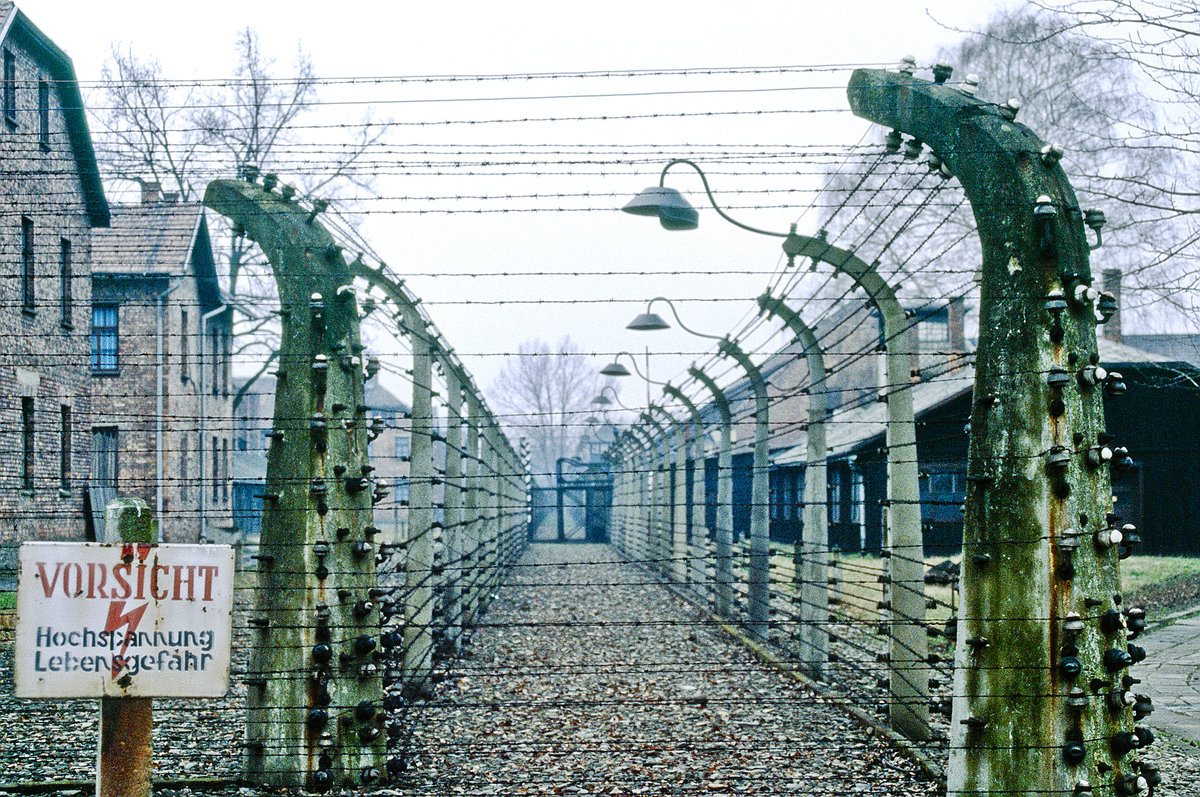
[1,541,1197,795]
[392,543,939,796]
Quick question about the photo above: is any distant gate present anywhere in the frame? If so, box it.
[527,459,612,542]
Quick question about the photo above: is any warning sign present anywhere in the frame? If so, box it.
[13,542,235,698]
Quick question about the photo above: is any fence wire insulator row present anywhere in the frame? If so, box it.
[197,175,531,791]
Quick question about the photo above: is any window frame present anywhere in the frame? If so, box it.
[21,216,35,313]
[827,468,843,525]
[850,468,864,525]
[37,79,49,149]
[211,435,219,503]
[179,432,189,499]
[209,325,220,396]
[769,472,780,521]
[21,397,34,492]
[394,433,411,461]
[59,237,72,327]
[59,404,71,491]
[916,307,951,344]
[180,308,190,382]
[91,304,120,373]
[93,426,119,488]
[3,50,16,128]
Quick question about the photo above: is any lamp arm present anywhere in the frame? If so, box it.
[661,159,789,240]
[598,385,636,412]
[616,351,667,385]
[646,295,724,341]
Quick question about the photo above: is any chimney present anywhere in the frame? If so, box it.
[948,296,966,354]
[140,180,162,205]
[162,191,179,204]
[1102,268,1122,344]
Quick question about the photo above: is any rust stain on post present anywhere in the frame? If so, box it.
[99,697,153,797]
[98,497,155,797]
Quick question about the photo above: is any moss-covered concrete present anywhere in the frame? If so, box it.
[848,69,1139,796]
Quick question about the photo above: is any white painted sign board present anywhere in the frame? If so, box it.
[13,542,235,698]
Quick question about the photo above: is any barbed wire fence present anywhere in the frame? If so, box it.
[0,54,1192,795]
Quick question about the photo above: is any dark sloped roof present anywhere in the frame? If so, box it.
[1,2,108,226]
[1121,334,1200,367]
[364,376,411,414]
[92,203,204,274]
[233,375,412,416]
[772,337,1174,466]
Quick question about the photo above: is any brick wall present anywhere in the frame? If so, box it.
[0,32,95,545]
[90,275,234,543]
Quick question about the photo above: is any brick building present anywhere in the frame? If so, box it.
[90,192,233,542]
[0,1,108,549]
[233,374,411,544]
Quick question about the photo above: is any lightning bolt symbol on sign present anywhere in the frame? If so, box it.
[104,601,148,679]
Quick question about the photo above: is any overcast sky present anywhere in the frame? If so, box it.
[17,0,1012,410]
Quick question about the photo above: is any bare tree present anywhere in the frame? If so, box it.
[935,3,1199,328]
[93,29,386,402]
[811,8,1184,330]
[489,337,609,484]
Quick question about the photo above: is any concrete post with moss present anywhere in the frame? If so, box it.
[205,177,385,790]
[849,67,1153,794]
[757,293,829,679]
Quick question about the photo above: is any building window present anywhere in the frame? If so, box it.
[91,304,119,372]
[222,330,231,397]
[395,477,410,506]
[3,50,15,127]
[920,465,968,528]
[222,438,229,502]
[59,405,71,490]
[850,468,864,525]
[179,433,189,498]
[769,472,779,521]
[37,80,49,148]
[21,397,34,491]
[22,216,34,311]
[211,435,219,503]
[782,470,792,520]
[210,325,220,395]
[59,238,71,326]
[916,307,950,344]
[93,427,118,488]
[929,471,959,495]
[395,434,411,461]
[180,309,190,382]
[827,468,843,525]
[792,469,806,519]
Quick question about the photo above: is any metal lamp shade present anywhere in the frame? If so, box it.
[621,186,699,231]
[599,362,632,377]
[626,312,670,332]
[592,394,612,405]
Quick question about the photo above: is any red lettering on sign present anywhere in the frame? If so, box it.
[198,565,218,601]
[62,562,83,597]
[35,562,64,598]
[150,565,169,600]
[111,564,131,599]
[86,562,108,599]
[173,565,196,601]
